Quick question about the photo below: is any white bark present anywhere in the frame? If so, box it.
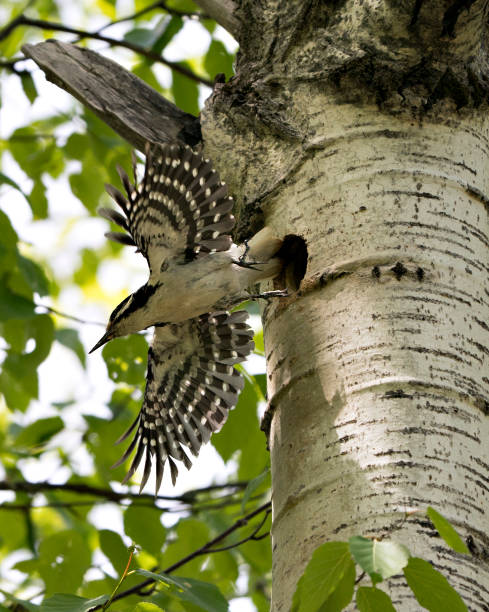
[261,97,489,610]
[202,0,489,603]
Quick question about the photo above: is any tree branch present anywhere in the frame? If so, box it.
[21,40,202,151]
[1,15,212,87]
[193,0,240,38]
[95,501,272,607]
[95,0,208,32]
[0,478,247,504]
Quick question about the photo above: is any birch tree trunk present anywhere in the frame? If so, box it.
[201,1,489,609]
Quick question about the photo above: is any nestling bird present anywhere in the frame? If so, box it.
[90,142,284,493]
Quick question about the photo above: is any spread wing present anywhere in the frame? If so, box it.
[112,310,254,493]
[99,143,236,273]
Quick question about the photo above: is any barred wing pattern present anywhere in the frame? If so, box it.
[112,311,254,493]
[100,143,235,273]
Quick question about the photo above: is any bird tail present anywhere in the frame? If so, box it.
[244,227,283,281]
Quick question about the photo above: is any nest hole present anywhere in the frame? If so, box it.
[277,234,308,291]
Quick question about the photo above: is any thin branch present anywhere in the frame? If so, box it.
[95,0,207,33]
[35,303,106,327]
[0,57,30,75]
[0,479,247,504]
[0,489,262,514]
[1,15,212,87]
[205,507,271,552]
[95,501,272,608]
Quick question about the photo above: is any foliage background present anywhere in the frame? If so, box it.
[0,1,272,609]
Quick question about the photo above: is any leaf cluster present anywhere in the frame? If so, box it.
[292,506,470,612]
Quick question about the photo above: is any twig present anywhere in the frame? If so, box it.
[0,15,212,87]
[0,489,260,514]
[35,303,106,327]
[95,501,272,607]
[95,0,207,34]
[0,58,30,75]
[103,544,136,610]
[204,506,271,552]
[0,479,248,504]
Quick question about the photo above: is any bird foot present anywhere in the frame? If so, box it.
[248,289,289,301]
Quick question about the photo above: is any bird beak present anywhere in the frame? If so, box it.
[89,331,112,354]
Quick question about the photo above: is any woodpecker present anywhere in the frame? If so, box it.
[90,142,283,493]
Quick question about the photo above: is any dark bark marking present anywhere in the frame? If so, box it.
[391,262,408,280]
[442,0,477,37]
[409,0,425,27]
[383,389,414,399]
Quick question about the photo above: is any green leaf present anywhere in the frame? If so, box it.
[0,508,27,550]
[426,507,470,554]
[124,27,156,47]
[124,504,166,556]
[404,557,468,611]
[102,334,148,385]
[9,127,64,179]
[356,586,396,612]
[29,178,49,219]
[171,64,199,116]
[241,468,270,512]
[162,519,209,576]
[135,569,229,612]
[204,40,234,80]
[152,16,183,53]
[17,253,50,295]
[291,541,354,612]
[133,604,164,612]
[55,328,86,367]
[38,530,92,596]
[99,529,130,575]
[212,377,268,479]
[69,159,106,213]
[40,594,109,612]
[14,416,63,448]
[319,559,355,611]
[0,283,35,320]
[24,314,55,366]
[0,172,30,205]
[0,590,40,611]
[0,354,39,411]
[349,536,410,582]
[21,72,38,104]
[0,210,20,273]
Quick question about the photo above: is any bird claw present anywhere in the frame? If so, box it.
[232,239,265,271]
[248,289,290,301]
[231,258,264,271]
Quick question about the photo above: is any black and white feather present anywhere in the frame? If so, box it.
[100,143,235,274]
[112,311,254,492]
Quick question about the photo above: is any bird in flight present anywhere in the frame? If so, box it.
[90,143,284,493]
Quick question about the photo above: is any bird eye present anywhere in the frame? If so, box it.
[160,260,168,272]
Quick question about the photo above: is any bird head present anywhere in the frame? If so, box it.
[89,282,161,353]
